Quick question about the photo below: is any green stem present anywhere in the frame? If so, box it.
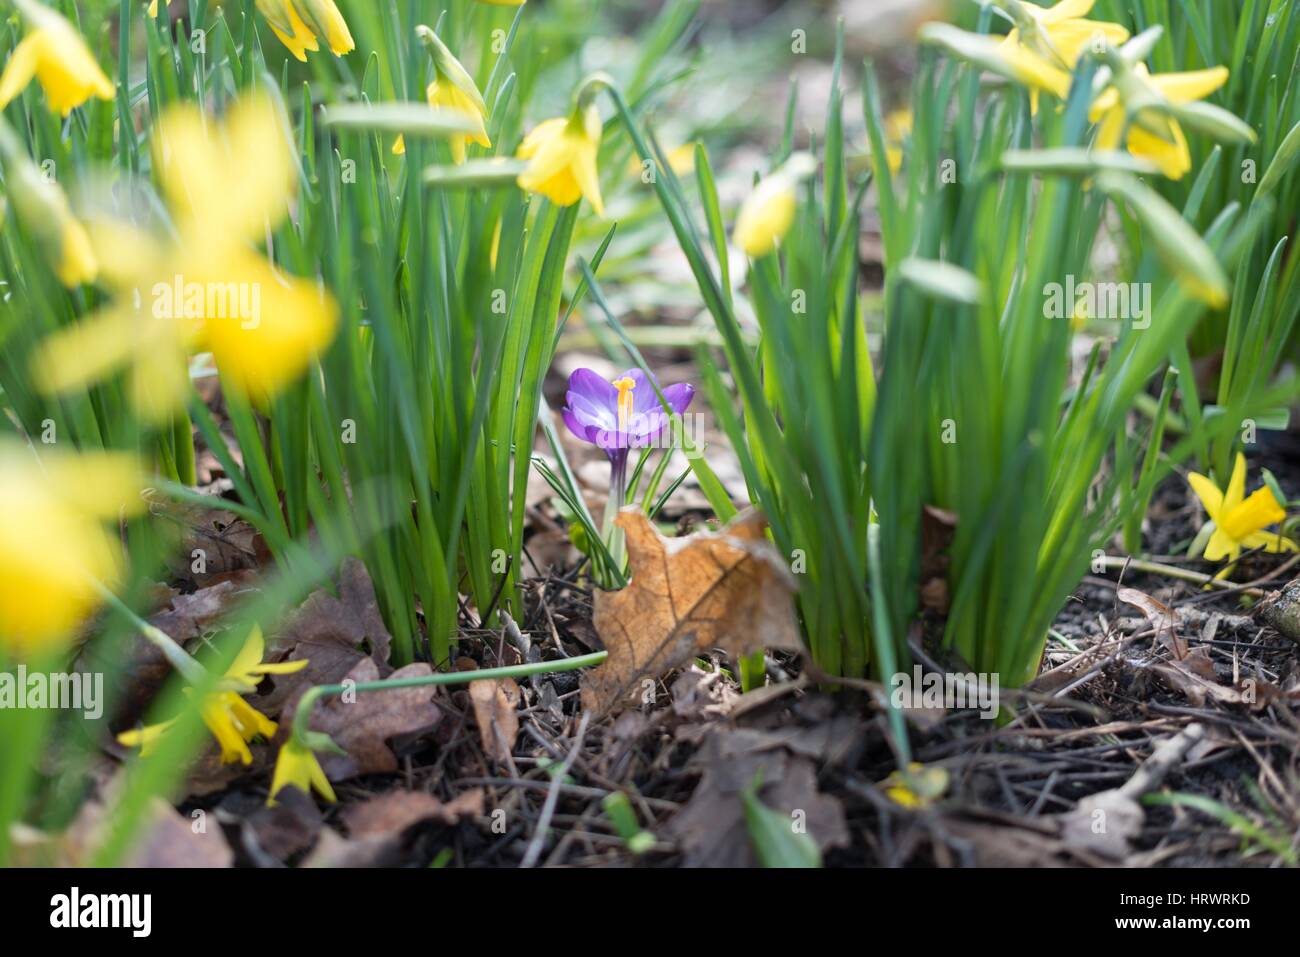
[290,651,609,741]
[91,580,208,685]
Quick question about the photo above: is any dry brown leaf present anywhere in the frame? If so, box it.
[919,505,957,614]
[583,508,801,714]
[1152,650,1248,707]
[303,659,443,780]
[257,558,394,713]
[1117,586,1187,658]
[666,730,847,867]
[469,677,521,763]
[342,788,484,839]
[15,799,233,867]
[144,490,267,586]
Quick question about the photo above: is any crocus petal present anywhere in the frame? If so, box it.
[660,382,695,416]
[567,367,618,409]
[567,392,616,430]
[562,408,597,444]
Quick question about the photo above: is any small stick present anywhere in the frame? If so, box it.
[520,712,590,868]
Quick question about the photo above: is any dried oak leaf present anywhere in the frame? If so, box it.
[144,490,267,586]
[1117,586,1187,658]
[666,731,848,868]
[342,788,484,839]
[469,676,521,763]
[584,508,801,715]
[257,558,394,714]
[304,659,443,781]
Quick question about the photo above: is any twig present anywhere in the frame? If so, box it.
[520,712,590,868]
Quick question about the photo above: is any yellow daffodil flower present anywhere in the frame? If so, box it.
[1187,453,1296,567]
[999,0,1129,111]
[0,443,142,657]
[883,109,912,174]
[33,94,338,419]
[255,0,354,62]
[625,142,696,180]
[0,0,114,116]
[921,22,1072,105]
[0,129,98,285]
[395,30,491,164]
[882,762,949,809]
[269,738,337,805]
[118,627,307,765]
[1089,63,1229,179]
[733,152,816,258]
[148,0,158,17]
[517,105,604,215]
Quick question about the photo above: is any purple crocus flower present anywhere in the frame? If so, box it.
[562,367,694,503]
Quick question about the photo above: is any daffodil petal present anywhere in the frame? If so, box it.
[1152,66,1229,105]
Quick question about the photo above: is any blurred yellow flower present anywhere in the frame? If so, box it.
[269,738,337,805]
[882,762,949,809]
[1187,453,1296,566]
[33,94,338,418]
[148,0,158,17]
[118,626,307,765]
[0,0,114,116]
[921,21,1071,105]
[625,142,696,180]
[733,152,816,258]
[883,109,912,174]
[0,443,142,657]
[255,0,354,62]
[1090,64,1229,180]
[517,105,604,215]
[734,176,795,258]
[1000,0,1128,111]
[0,133,98,286]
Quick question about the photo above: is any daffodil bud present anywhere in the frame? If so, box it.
[416,26,489,119]
[1097,170,1229,307]
[0,125,96,285]
[732,152,816,258]
[1163,99,1257,146]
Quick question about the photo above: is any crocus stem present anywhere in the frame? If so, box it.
[604,449,629,573]
[290,651,609,742]
[90,580,209,685]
